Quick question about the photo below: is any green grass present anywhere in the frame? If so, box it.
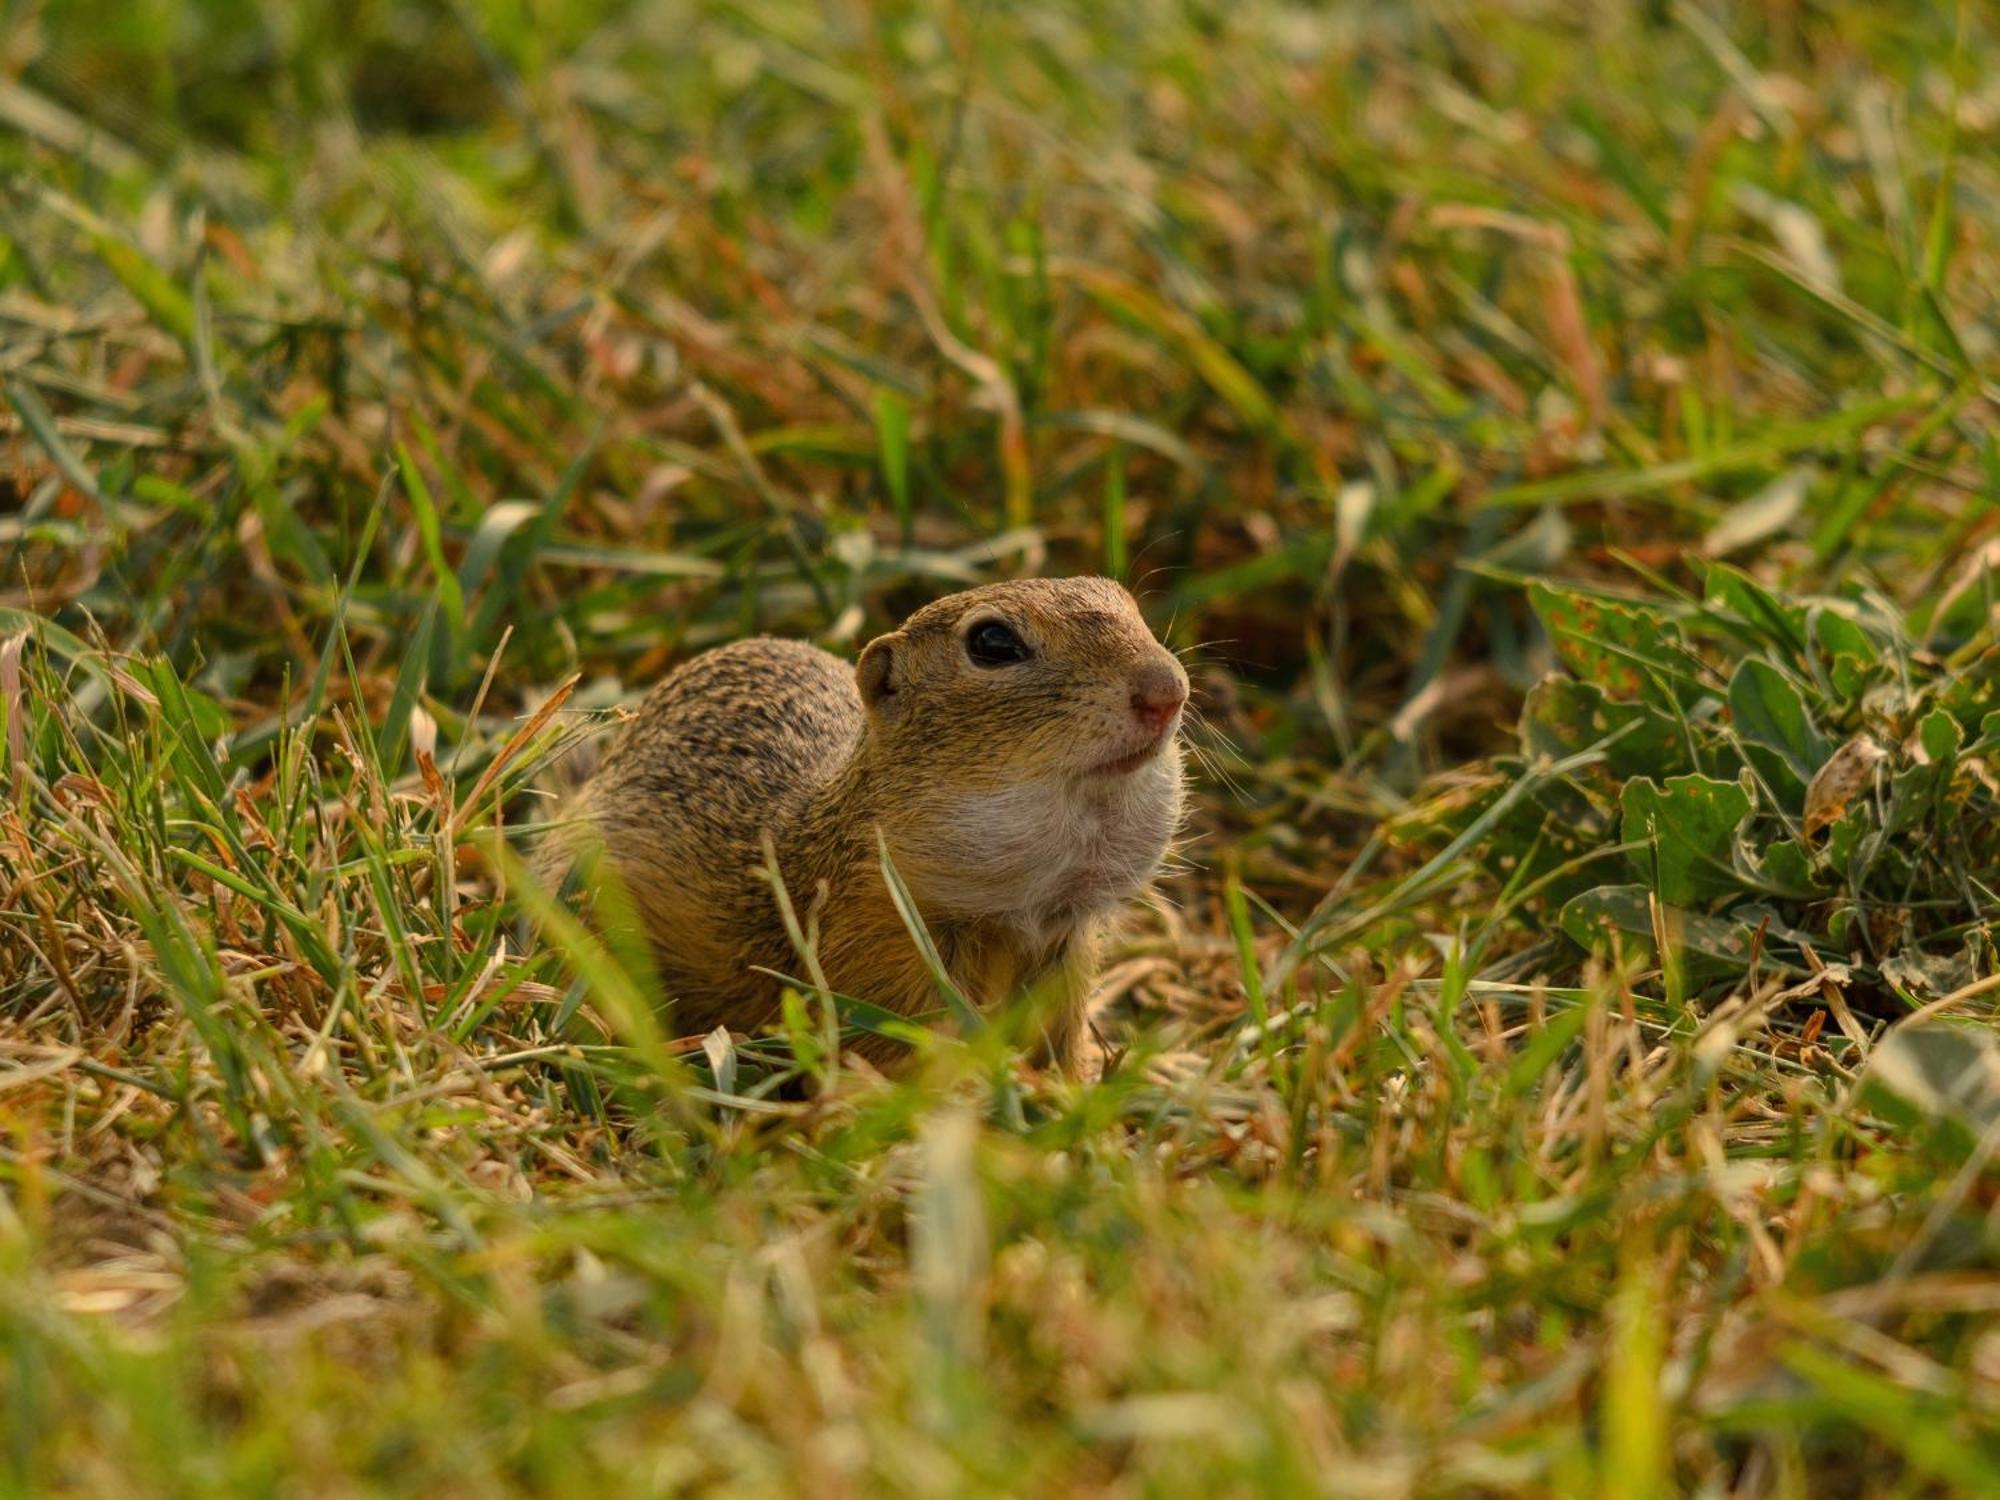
[3,0,2000,1493]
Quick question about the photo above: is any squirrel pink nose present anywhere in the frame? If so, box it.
[1129,661,1188,735]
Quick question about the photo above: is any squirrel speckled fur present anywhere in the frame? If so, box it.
[535,576,1189,1069]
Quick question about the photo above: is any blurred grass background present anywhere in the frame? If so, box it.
[1,0,1998,1494]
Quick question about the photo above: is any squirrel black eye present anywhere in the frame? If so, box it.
[965,619,1031,667]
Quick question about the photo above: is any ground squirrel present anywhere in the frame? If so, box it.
[537,576,1189,1069]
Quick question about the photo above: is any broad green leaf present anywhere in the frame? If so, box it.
[1727,657,1828,802]
[1527,583,1694,706]
[1880,948,1978,1003]
[1864,1021,2000,1162]
[1813,607,1881,699]
[1700,560,1807,656]
[1558,885,1762,979]
[1520,676,1688,781]
[1918,706,1962,764]
[1738,834,1819,897]
[1886,709,1962,835]
[1811,606,1879,671]
[1621,773,1753,905]
[1933,644,1999,729]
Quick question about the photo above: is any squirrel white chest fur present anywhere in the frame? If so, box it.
[891,749,1183,945]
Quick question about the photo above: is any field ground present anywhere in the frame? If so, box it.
[3,1,2000,1494]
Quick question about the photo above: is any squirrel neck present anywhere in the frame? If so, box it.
[773,731,892,906]
[780,732,1084,972]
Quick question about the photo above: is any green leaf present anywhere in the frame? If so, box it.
[4,378,104,503]
[1035,409,1202,472]
[1700,466,1809,558]
[1102,441,1127,580]
[1776,1341,2000,1495]
[398,442,467,679]
[89,230,196,346]
[1740,835,1819,897]
[1934,646,1999,732]
[1864,1021,2000,1162]
[148,659,230,804]
[1502,1002,1591,1097]
[1810,607,1878,667]
[457,500,542,597]
[133,661,229,742]
[1222,865,1267,1031]
[376,598,438,782]
[397,443,466,624]
[1918,706,1963,764]
[1604,1258,1669,1500]
[1886,709,1962,836]
[1481,392,1923,508]
[1727,657,1829,802]
[1527,583,1695,706]
[873,388,913,539]
[1811,606,1882,698]
[1621,774,1753,905]
[876,831,981,1034]
[1521,676,1689,781]
[470,433,598,647]
[1558,885,1764,979]
[1699,561,1807,656]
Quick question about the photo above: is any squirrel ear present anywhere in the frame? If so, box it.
[856,631,906,715]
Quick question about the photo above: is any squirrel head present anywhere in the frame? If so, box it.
[853,577,1189,931]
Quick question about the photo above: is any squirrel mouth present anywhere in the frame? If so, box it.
[1089,728,1172,777]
